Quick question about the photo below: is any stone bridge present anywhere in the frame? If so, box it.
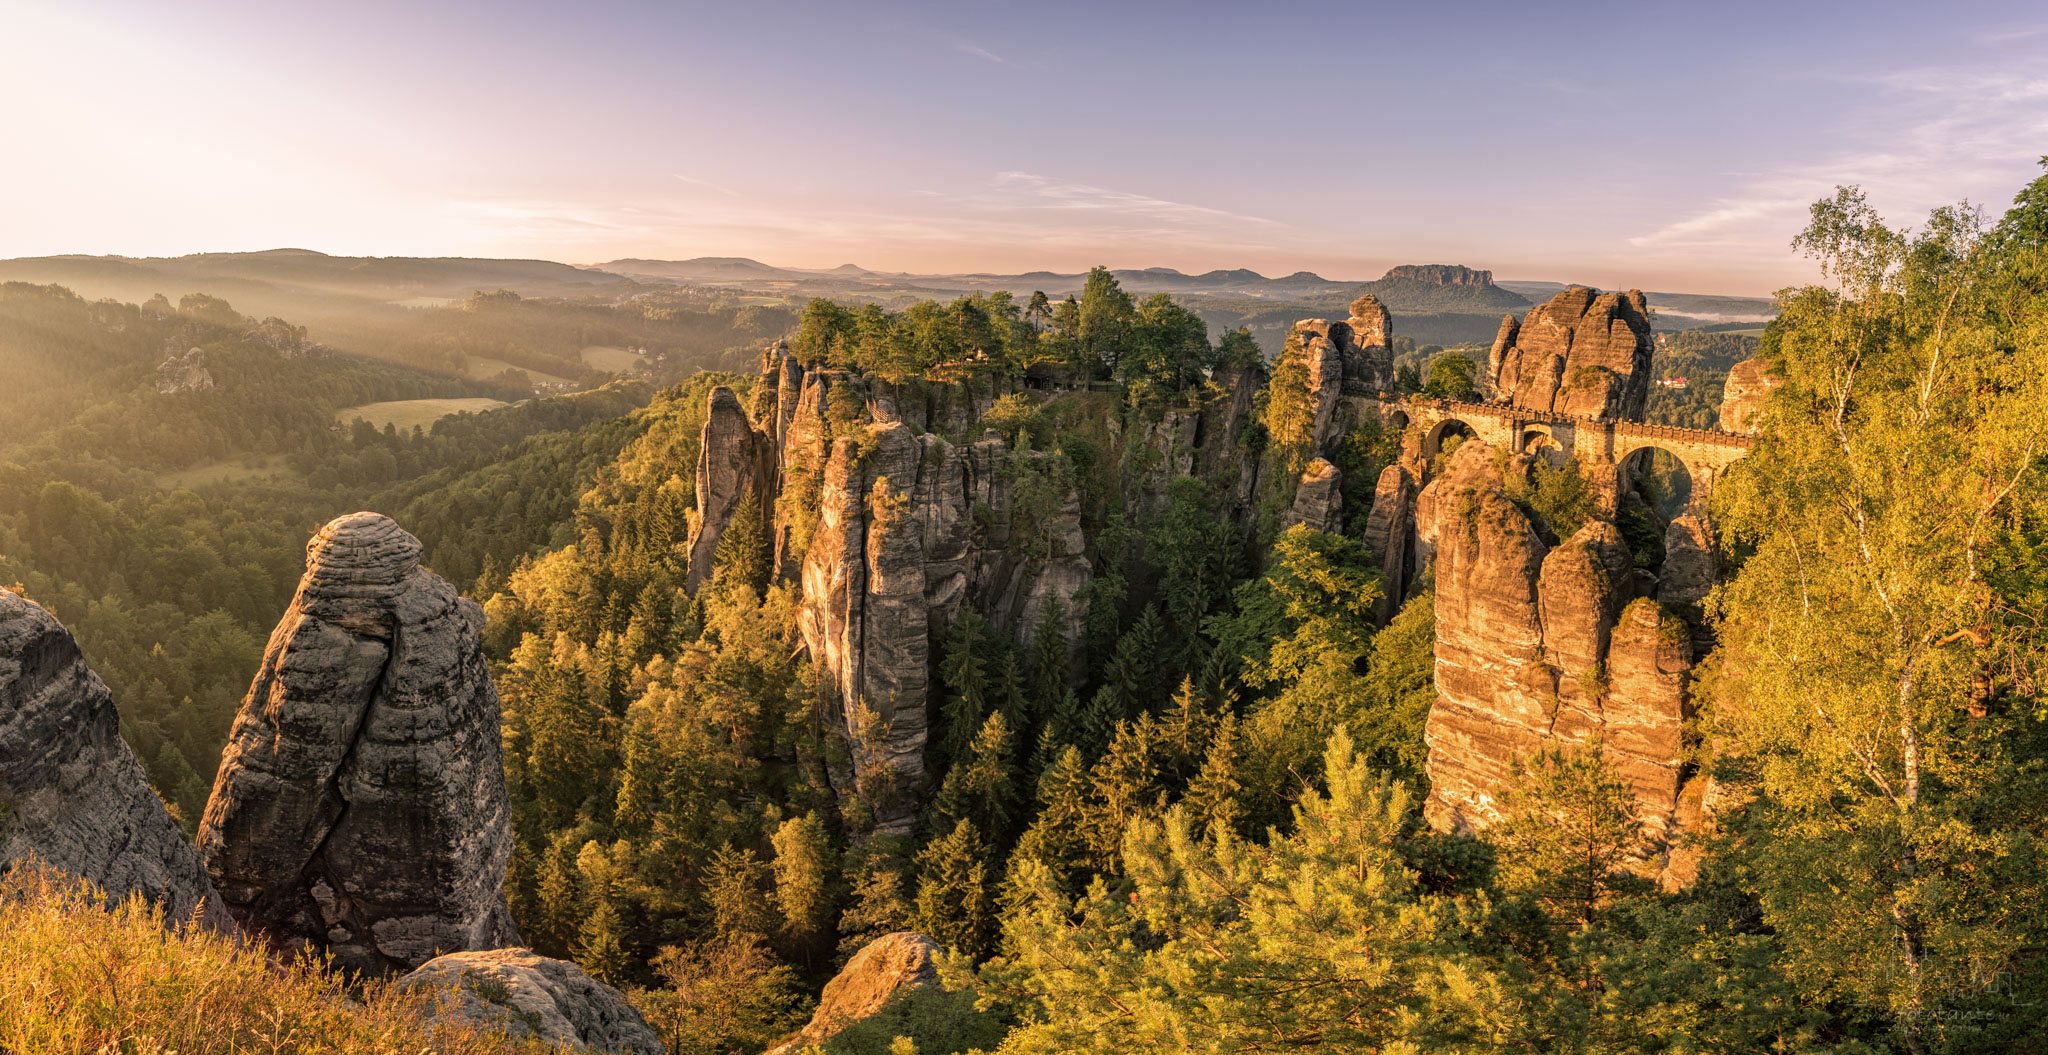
[1390,397,1754,506]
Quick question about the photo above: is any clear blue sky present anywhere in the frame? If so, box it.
[4,0,2044,292]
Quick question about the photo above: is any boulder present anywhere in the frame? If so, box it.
[766,933,942,1055]
[397,948,664,1054]
[1488,287,1654,420]
[0,590,226,927]
[1716,357,1780,434]
[197,512,518,974]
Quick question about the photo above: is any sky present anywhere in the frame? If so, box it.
[2,0,2045,294]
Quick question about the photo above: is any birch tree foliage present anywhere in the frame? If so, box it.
[1709,172,2048,1048]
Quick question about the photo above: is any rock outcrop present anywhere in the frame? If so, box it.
[1383,263,1495,287]
[1283,458,1343,534]
[1360,465,1416,620]
[197,512,518,974]
[155,347,215,394]
[1487,287,1654,419]
[795,419,1089,835]
[1417,444,1698,878]
[766,932,942,1055]
[1716,356,1780,434]
[686,385,772,592]
[0,590,226,927]
[397,948,664,1054]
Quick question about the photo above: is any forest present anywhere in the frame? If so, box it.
[4,167,2047,1055]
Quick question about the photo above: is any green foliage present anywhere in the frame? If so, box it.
[1707,175,2048,1046]
[1422,351,1480,399]
[1502,456,1599,539]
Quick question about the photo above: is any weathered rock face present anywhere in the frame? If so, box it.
[1488,287,1654,420]
[686,386,772,592]
[1360,464,1415,620]
[795,420,1090,835]
[1418,444,1699,877]
[155,347,215,394]
[197,512,518,974]
[397,948,664,1054]
[1284,457,1343,534]
[766,932,941,1055]
[1716,357,1780,434]
[0,590,226,927]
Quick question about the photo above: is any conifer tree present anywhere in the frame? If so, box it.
[913,819,996,959]
[1487,740,1650,930]
[710,484,770,595]
[1183,711,1244,837]
[703,843,773,943]
[769,811,835,963]
[936,610,992,770]
[933,710,1019,847]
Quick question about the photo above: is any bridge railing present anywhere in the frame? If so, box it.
[1395,396,1752,448]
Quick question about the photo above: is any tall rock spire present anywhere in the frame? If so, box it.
[197,512,517,973]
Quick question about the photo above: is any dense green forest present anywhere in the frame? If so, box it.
[5,168,2047,1054]
[0,283,660,822]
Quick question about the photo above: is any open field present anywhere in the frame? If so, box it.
[580,344,643,371]
[336,397,509,432]
[461,356,575,386]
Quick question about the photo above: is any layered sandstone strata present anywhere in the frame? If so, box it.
[198,512,518,973]
[0,590,226,926]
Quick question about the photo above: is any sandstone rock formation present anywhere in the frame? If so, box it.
[397,948,664,1054]
[1716,357,1780,434]
[0,590,226,927]
[1383,263,1495,287]
[686,385,772,592]
[1487,287,1654,419]
[1417,443,1698,877]
[766,932,942,1055]
[1284,458,1342,534]
[155,347,215,394]
[795,419,1089,835]
[1360,465,1416,621]
[197,512,518,973]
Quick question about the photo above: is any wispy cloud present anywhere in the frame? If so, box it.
[954,41,1012,66]
[1630,66,2048,254]
[990,171,1282,228]
[673,173,740,197]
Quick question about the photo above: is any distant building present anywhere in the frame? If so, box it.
[1657,377,1689,389]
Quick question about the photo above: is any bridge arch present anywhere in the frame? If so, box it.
[1618,444,1695,519]
[1424,417,1477,461]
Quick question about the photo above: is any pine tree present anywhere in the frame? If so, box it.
[1487,739,1650,930]
[533,833,583,959]
[711,484,771,594]
[1183,712,1244,837]
[933,710,1019,847]
[1006,745,1096,905]
[912,819,995,959]
[770,812,835,964]
[936,611,992,771]
[1085,715,1162,866]
[1024,596,1070,729]
[703,843,774,943]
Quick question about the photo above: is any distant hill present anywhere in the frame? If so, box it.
[592,258,1362,299]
